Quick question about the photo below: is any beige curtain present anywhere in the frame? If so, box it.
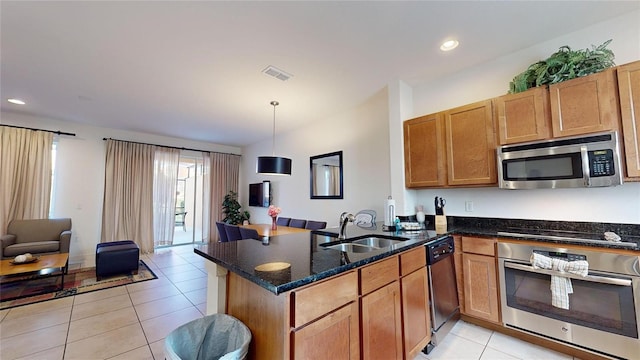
[0,127,53,234]
[312,163,319,195]
[153,147,180,247]
[330,165,341,195]
[208,152,240,241]
[201,153,211,242]
[101,140,155,253]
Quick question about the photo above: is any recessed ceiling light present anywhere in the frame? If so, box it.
[7,98,26,105]
[440,40,459,52]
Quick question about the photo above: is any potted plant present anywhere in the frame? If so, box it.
[222,191,249,225]
[509,39,615,94]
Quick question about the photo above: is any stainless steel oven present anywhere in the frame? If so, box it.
[498,242,640,359]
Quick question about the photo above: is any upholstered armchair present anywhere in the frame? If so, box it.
[0,218,72,259]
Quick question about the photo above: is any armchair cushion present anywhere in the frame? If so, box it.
[1,218,72,259]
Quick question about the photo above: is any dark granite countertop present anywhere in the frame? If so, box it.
[448,216,640,251]
[195,218,640,295]
[194,222,443,295]
[453,227,640,250]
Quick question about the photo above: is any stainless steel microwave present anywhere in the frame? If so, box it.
[497,131,623,189]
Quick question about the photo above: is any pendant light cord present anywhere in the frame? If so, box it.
[271,100,279,156]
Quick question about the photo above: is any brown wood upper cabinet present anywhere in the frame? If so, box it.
[444,100,497,186]
[549,67,620,137]
[617,60,640,178]
[403,100,497,188]
[495,67,627,146]
[403,113,446,187]
[494,86,552,145]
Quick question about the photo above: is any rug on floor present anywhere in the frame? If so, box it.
[0,260,157,310]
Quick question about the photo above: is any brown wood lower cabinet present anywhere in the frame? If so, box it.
[462,253,500,324]
[291,302,360,360]
[453,236,465,314]
[225,246,431,359]
[460,236,500,324]
[400,267,430,358]
[291,271,360,359]
[361,281,403,360]
[359,246,431,360]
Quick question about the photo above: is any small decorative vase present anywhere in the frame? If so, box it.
[271,217,277,230]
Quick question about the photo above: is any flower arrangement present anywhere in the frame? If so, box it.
[267,205,281,218]
[268,205,281,230]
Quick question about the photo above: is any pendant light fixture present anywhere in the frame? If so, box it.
[257,101,292,175]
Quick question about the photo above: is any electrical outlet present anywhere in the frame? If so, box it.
[465,201,474,212]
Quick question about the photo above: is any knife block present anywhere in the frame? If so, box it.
[435,215,447,234]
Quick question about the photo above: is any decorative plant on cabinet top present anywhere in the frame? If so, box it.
[509,39,615,94]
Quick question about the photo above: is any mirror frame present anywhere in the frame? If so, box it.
[310,150,343,199]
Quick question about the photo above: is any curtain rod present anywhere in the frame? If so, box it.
[1,124,76,137]
[102,137,241,157]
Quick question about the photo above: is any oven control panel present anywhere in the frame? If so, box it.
[533,250,586,262]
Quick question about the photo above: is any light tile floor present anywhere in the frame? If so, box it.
[415,320,582,360]
[1,245,580,360]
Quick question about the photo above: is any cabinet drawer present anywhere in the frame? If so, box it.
[360,256,399,295]
[292,271,358,328]
[461,236,496,256]
[400,246,426,276]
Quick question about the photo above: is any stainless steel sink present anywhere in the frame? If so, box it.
[324,243,378,253]
[322,236,407,253]
[351,237,405,248]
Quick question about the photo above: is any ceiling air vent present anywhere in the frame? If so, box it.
[262,65,293,81]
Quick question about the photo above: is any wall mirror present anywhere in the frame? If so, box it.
[310,151,343,199]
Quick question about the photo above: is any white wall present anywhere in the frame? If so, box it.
[391,10,640,224]
[241,89,391,228]
[1,111,241,265]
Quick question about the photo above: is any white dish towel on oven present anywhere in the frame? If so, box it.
[530,253,589,310]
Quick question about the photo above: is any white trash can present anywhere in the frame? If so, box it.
[164,313,251,360]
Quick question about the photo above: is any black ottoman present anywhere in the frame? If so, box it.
[96,240,140,280]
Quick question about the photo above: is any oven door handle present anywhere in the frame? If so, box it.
[504,262,632,286]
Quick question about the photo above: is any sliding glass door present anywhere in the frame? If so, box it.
[170,153,208,246]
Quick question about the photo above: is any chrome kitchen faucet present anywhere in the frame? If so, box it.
[338,212,355,240]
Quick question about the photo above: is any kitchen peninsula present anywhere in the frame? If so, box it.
[195,217,640,359]
[195,223,438,359]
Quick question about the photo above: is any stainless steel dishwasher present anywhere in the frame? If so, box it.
[423,235,460,354]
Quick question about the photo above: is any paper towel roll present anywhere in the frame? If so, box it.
[384,197,396,226]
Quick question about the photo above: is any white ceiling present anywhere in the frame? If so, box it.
[2,1,638,147]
